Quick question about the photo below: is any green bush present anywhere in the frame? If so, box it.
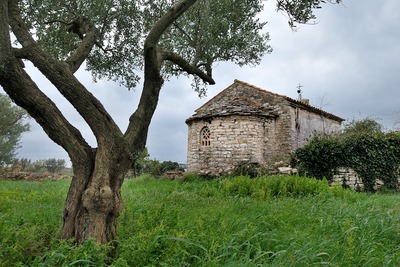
[342,133,400,191]
[292,134,343,180]
[231,161,260,178]
[160,161,182,173]
[292,132,400,192]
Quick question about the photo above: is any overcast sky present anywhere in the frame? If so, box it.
[4,0,400,166]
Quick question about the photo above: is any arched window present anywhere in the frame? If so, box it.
[200,127,211,147]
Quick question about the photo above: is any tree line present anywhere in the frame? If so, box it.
[3,158,67,175]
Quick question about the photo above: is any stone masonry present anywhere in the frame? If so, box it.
[186,80,343,175]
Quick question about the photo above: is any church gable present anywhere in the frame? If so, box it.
[186,80,281,123]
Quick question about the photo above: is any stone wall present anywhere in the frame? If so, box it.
[270,103,293,160]
[187,115,271,175]
[330,168,399,191]
[187,105,343,176]
[290,107,343,150]
[331,168,365,191]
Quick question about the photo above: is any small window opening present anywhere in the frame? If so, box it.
[200,127,211,147]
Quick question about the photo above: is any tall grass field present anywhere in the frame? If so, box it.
[1,175,400,266]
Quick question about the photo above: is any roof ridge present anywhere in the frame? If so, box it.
[234,79,344,121]
[190,79,344,122]
[234,79,291,100]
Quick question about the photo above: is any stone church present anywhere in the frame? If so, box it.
[186,80,344,175]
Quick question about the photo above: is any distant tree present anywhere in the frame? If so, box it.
[29,159,47,173]
[161,161,181,173]
[131,148,150,177]
[43,158,66,174]
[343,118,382,135]
[131,148,181,177]
[11,157,31,172]
[18,158,31,171]
[0,0,342,244]
[11,158,67,173]
[0,94,30,166]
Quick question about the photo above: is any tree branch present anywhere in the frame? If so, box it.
[65,16,100,73]
[3,71,95,164]
[8,0,122,145]
[125,0,199,150]
[162,50,215,84]
[172,21,194,45]
[145,0,198,49]
[0,3,94,163]
[0,1,11,64]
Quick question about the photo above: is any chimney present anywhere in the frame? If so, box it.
[300,99,309,105]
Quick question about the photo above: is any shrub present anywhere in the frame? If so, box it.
[231,161,260,178]
[292,132,400,192]
[291,134,344,180]
[342,133,400,191]
[130,149,183,178]
[160,161,182,173]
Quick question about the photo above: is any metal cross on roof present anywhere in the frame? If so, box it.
[296,83,303,100]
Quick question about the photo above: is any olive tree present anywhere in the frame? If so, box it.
[43,158,67,174]
[0,0,341,244]
[0,93,30,166]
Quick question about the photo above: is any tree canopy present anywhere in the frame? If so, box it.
[343,117,383,135]
[16,0,340,93]
[0,94,30,166]
[18,0,271,94]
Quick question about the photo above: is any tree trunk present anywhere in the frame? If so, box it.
[62,142,131,244]
[0,51,130,245]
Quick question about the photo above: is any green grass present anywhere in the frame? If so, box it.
[1,176,400,266]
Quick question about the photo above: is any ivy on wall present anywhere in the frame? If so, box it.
[291,132,400,192]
